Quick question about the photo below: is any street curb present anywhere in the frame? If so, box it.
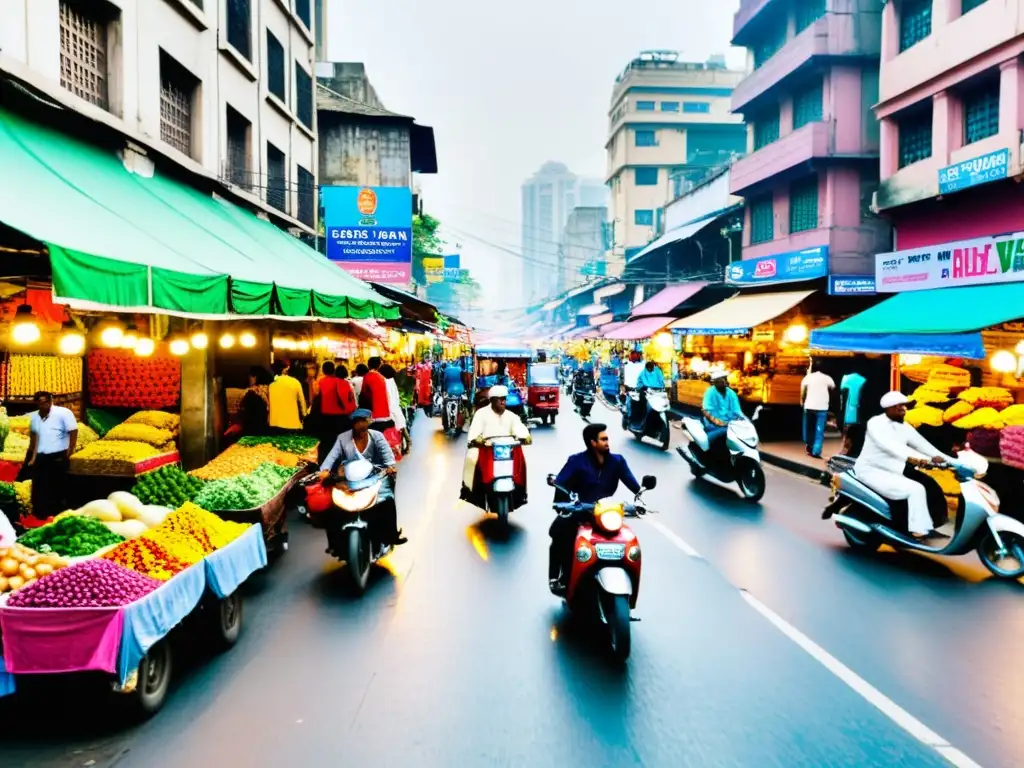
[759,451,832,487]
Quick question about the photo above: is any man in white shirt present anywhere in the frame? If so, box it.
[462,385,531,492]
[801,366,835,458]
[27,391,78,519]
[854,391,953,538]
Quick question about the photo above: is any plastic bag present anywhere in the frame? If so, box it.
[0,509,16,548]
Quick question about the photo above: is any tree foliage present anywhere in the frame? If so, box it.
[413,214,444,258]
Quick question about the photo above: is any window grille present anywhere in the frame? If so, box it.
[792,81,823,130]
[226,106,251,188]
[795,0,826,34]
[297,166,315,227]
[159,53,194,157]
[295,63,313,128]
[267,143,288,214]
[789,178,819,233]
[898,108,932,168]
[267,31,286,102]
[754,111,780,150]
[964,79,1000,145]
[59,1,109,110]
[749,198,774,244]
[899,0,931,53]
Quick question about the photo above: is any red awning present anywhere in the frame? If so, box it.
[630,282,707,318]
[604,315,674,340]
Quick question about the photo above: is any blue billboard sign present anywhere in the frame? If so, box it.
[321,185,413,284]
[938,148,1009,195]
[443,254,461,281]
[725,245,828,286]
[828,275,876,295]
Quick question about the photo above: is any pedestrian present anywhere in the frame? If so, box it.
[840,369,868,456]
[801,364,835,459]
[314,362,357,464]
[26,391,78,519]
[358,357,392,429]
[268,360,307,434]
[351,363,368,401]
[241,365,272,435]
[380,363,410,453]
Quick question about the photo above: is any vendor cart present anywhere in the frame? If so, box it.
[215,464,315,555]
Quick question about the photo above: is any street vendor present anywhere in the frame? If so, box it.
[26,391,78,519]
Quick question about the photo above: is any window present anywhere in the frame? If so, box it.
[963,77,999,145]
[636,100,656,111]
[899,0,931,53]
[297,165,315,227]
[159,51,197,158]
[295,62,313,128]
[634,209,654,226]
[225,105,251,188]
[898,105,933,168]
[266,142,287,213]
[795,0,826,34]
[634,167,659,186]
[295,0,311,28]
[683,102,710,114]
[266,31,285,102]
[962,0,988,13]
[789,177,819,233]
[749,198,774,244]
[59,0,110,110]
[792,80,823,129]
[635,130,657,147]
[753,110,780,150]
[859,170,879,222]
[754,17,787,68]
[226,0,251,60]
[661,101,679,112]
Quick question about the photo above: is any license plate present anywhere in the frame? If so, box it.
[594,543,625,561]
[493,445,512,461]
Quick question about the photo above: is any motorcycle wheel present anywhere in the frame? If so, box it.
[346,528,371,594]
[976,531,1024,579]
[737,459,766,503]
[495,494,510,530]
[604,592,631,662]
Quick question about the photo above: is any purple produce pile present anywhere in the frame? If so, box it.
[7,559,162,608]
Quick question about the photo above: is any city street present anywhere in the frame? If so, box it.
[1,402,1020,768]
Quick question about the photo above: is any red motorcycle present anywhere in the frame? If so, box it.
[547,474,657,662]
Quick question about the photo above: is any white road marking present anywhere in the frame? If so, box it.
[646,518,702,558]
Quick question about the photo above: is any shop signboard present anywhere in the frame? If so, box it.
[725,246,828,286]
[321,185,413,284]
[937,148,1010,195]
[424,254,460,283]
[875,231,1024,293]
[828,275,876,295]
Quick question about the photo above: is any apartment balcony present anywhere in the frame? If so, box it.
[733,0,781,46]
[741,219,891,275]
[731,120,835,195]
[732,13,880,112]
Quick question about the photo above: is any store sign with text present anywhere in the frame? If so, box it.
[424,254,461,283]
[321,185,413,284]
[828,275,876,295]
[937,148,1010,195]
[725,245,828,286]
[875,232,1024,293]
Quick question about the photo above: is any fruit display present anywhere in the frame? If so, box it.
[17,514,125,558]
[132,465,205,508]
[6,558,159,607]
[69,440,162,476]
[0,432,29,463]
[8,414,30,435]
[163,502,249,551]
[190,443,305,481]
[0,407,9,450]
[87,349,181,409]
[104,422,175,450]
[124,410,180,433]
[193,462,296,511]
[102,531,193,581]
[7,354,83,397]
[0,542,66,595]
[236,434,318,455]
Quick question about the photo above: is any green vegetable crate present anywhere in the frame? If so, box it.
[214,465,314,554]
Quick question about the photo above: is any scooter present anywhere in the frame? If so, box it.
[474,435,527,530]
[547,474,657,662]
[441,393,466,436]
[824,450,1024,579]
[572,383,595,419]
[622,387,671,451]
[677,407,766,502]
[303,459,395,594]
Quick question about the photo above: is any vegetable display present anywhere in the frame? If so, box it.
[190,443,306,481]
[104,422,175,450]
[17,514,126,558]
[193,462,296,511]
[0,432,29,463]
[87,349,181,409]
[7,354,82,397]
[133,465,205,508]
[70,440,162,475]
[0,407,9,451]
[164,502,249,551]
[0,543,66,594]
[102,534,192,581]
[124,411,180,432]
[7,559,160,607]
[236,435,318,455]
[86,408,126,438]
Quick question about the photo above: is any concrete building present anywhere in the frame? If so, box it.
[0,0,319,234]
[606,50,747,266]
[558,206,608,295]
[729,0,890,277]
[874,0,1024,257]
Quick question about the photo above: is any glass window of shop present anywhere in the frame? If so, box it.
[898,104,933,168]
[789,177,819,233]
[899,0,932,53]
[963,76,1000,145]
[792,79,823,130]
[749,197,774,244]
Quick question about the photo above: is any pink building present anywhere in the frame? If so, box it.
[729,0,891,277]
[876,0,1024,250]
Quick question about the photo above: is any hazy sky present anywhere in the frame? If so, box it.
[328,0,743,311]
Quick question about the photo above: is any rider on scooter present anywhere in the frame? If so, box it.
[547,423,641,594]
[631,360,665,427]
[702,370,743,461]
[572,362,594,395]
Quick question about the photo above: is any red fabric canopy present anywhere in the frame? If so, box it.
[603,316,674,341]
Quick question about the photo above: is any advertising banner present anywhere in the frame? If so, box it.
[828,275,876,295]
[725,245,828,286]
[937,148,1010,195]
[875,231,1024,293]
[424,254,460,284]
[321,185,412,284]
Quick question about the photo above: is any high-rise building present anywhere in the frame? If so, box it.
[559,206,608,294]
[606,51,747,268]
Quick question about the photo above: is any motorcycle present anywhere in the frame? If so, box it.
[677,407,766,502]
[547,473,657,662]
[303,459,395,594]
[441,393,467,436]
[823,450,1024,579]
[474,435,528,529]
[621,387,671,451]
[572,382,595,419]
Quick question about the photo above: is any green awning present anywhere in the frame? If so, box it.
[0,107,399,321]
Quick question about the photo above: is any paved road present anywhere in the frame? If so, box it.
[0,401,1015,767]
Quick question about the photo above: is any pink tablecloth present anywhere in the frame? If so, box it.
[0,606,124,675]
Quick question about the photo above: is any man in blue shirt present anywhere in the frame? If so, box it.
[27,391,78,519]
[631,361,666,426]
[701,371,744,460]
[548,423,641,592]
[443,361,465,398]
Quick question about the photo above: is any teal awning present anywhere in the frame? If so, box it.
[810,283,1024,359]
[0,107,399,321]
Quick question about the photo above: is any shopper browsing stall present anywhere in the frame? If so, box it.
[268,361,307,434]
[26,391,77,518]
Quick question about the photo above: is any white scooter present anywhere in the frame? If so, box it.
[622,388,672,451]
[824,450,1024,579]
[677,407,766,502]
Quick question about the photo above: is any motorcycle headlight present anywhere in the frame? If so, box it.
[332,485,380,512]
[597,509,623,533]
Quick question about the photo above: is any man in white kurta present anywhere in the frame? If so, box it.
[462,386,532,489]
[854,391,954,536]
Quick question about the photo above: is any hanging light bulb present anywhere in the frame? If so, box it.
[169,336,190,356]
[190,330,209,349]
[98,321,124,348]
[991,350,1017,374]
[10,305,40,345]
[240,331,257,348]
[219,333,236,349]
[134,337,155,357]
[57,322,86,356]
[120,325,139,350]
[298,339,311,351]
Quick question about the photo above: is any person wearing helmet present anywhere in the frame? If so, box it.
[701,371,743,461]
[462,385,532,495]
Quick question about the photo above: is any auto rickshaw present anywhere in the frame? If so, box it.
[474,343,530,420]
[527,360,560,425]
